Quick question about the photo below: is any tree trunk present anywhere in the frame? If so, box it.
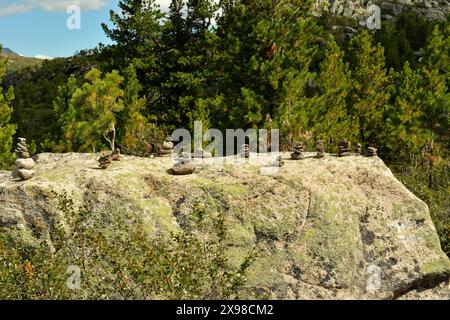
[111,125,116,152]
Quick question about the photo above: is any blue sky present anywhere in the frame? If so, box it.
[0,0,171,58]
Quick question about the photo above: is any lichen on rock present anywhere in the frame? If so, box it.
[0,152,449,299]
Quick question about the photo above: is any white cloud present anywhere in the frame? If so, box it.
[0,0,180,17]
[34,0,108,12]
[0,0,108,16]
[0,3,33,17]
[34,54,54,60]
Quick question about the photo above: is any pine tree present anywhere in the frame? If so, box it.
[214,0,321,140]
[64,69,125,152]
[159,0,218,131]
[384,62,431,160]
[102,0,165,112]
[0,46,17,169]
[41,75,79,152]
[102,0,164,68]
[120,65,164,156]
[419,24,449,151]
[347,30,391,145]
[311,36,358,151]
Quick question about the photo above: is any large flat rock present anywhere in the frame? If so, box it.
[0,152,449,299]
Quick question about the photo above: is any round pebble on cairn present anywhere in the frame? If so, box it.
[14,137,35,181]
[240,144,250,158]
[291,142,305,160]
[316,140,325,159]
[98,155,112,169]
[338,140,352,157]
[159,136,174,157]
[366,147,378,157]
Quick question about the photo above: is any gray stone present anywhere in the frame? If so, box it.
[172,162,196,175]
[16,158,35,170]
[17,169,35,181]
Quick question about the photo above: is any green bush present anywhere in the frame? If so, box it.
[393,161,450,257]
[0,191,256,300]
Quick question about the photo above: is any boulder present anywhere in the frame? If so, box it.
[0,152,449,299]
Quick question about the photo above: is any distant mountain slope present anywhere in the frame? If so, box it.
[2,48,19,56]
[1,48,43,73]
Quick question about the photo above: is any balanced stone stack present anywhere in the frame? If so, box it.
[315,140,325,159]
[159,136,174,157]
[291,142,305,160]
[272,156,284,167]
[338,140,352,157]
[172,154,196,175]
[98,155,112,169]
[111,148,121,161]
[14,138,35,181]
[240,144,250,158]
[366,147,378,157]
[356,143,362,155]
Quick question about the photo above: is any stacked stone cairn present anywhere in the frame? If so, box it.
[356,143,363,155]
[14,138,35,181]
[315,140,325,159]
[172,152,196,175]
[98,154,112,169]
[240,144,250,158]
[338,140,352,157]
[366,147,378,157]
[291,142,305,160]
[111,148,121,161]
[159,136,174,157]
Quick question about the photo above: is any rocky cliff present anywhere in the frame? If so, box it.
[314,0,450,21]
[0,152,449,299]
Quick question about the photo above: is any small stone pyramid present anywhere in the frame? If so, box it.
[316,140,325,159]
[366,147,378,157]
[98,154,112,169]
[111,148,121,161]
[14,138,35,181]
[159,136,174,157]
[338,140,352,157]
[291,142,305,160]
[240,144,250,158]
[355,143,362,155]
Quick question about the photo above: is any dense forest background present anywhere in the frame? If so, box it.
[0,0,449,254]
